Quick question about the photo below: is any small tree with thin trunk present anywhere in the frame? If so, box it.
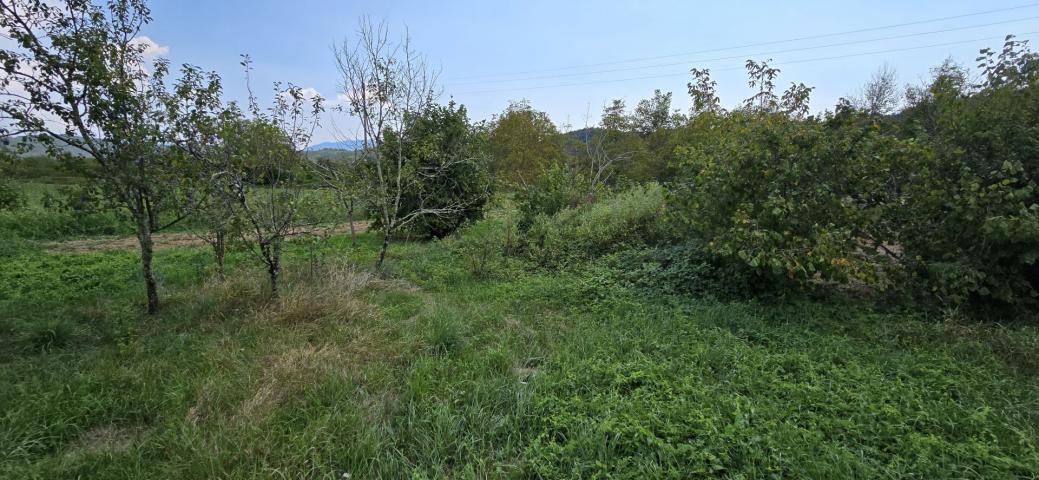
[337,18,491,269]
[221,57,323,297]
[583,103,635,193]
[170,149,239,277]
[335,18,429,269]
[158,64,237,276]
[377,102,492,240]
[853,64,900,116]
[0,0,217,313]
[312,151,366,247]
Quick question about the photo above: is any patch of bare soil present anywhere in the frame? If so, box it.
[43,221,371,254]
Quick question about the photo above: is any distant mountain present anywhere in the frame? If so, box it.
[306,140,365,152]
[1,135,88,157]
[306,148,360,162]
[566,127,601,143]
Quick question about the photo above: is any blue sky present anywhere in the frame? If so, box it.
[143,0,1039,144]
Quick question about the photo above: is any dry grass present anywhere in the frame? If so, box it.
[236,344,344,422]
[173,260,423,427]
[269,262,377,325]
[65,424,147,457]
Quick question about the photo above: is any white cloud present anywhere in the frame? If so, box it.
[130,36,169,58]
[278,87,323,103]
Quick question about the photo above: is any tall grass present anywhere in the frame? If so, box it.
[523,182,666,268]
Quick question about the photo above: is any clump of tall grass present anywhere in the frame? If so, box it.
[169,260,379,325]
[522,182,666,268]
[269,262,377,324]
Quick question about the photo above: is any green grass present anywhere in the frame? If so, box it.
[0,181,355,243]
[1,221,1037,478]
[0,182,132,241]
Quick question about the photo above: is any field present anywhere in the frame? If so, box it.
[2,208,1038,479]
[0,178,350,245]
[3,4,1039,477]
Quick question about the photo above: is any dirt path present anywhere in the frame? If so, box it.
[44,221,371,254]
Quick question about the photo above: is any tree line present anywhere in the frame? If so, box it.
[488,39,1039,312]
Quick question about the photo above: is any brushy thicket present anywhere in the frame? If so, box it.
[503,39,1039,314]
[513,163,603,231]
[670,108,922,293]
[891,53,1039,307]
[520,182,665,269]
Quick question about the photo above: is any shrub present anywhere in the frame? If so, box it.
[599,241,758,300]
[514,163,600,230]
[455,227,504,278]
[522,183,665,268]
[0,181,23,211]
[670,109,921,294]
[376,102,492,239]
[446,215,522,279]
[892,42,1039,307]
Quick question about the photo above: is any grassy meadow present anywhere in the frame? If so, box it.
[2,205,1038,479]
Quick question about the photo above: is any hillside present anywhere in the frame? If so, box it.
[1,135,89,157]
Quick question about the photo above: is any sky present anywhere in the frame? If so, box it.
[139,0,1039,144]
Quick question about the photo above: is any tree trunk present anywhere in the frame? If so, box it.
[264,240,282,298]
[268,261,279,298]
[213,230,226,277]
[134,211,159,314]
[348,198,356,246]
[375,229,390,271]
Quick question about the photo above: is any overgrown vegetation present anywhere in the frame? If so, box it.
[2,0,1039,477]
[1,223,1037,478]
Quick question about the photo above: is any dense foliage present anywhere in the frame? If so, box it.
[486,101,567,186]
[376,103,492,239]
[892,43,1039,306]
[670,108,925,293]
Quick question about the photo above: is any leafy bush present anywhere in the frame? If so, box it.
[376,102,492,239]
[522,182,665,268]
[514,163,602,230]
[486,100,567,185]
[0,181,23,211]
[665,48,1039,309]
[58,183,107,214]
[453,224,504,278]
[597,241,761,300]
[671,108,922,294]
[892,41,1039,307]
[440,213,524,280]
